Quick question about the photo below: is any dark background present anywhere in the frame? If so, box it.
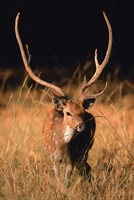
[0,0,134,82]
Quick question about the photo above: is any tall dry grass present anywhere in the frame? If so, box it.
[0,70,134,200]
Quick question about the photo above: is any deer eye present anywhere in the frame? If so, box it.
[66,112,72,116]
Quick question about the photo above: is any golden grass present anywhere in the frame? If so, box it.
[0,74,134,200]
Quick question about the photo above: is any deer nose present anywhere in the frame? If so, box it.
[76,123,85,132]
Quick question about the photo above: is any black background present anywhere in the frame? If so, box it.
[0,0,134,81]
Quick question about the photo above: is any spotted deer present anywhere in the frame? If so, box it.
[15,11,112,185]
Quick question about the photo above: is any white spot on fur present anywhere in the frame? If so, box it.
[64,126,75,143]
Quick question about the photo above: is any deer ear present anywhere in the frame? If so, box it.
[82,98,96,109]
[53,97,67,111]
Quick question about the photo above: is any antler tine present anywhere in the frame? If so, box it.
[85,81,107,99]
[79,81,108,103]
[15,12,66,97]
[80,11,112,96]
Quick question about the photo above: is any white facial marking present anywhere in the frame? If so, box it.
[64,126,75,143]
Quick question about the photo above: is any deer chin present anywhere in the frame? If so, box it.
[63,125,76,143]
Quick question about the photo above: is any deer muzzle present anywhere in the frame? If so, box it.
[76,123,85,132]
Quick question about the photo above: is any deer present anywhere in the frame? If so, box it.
[15,11,112,186]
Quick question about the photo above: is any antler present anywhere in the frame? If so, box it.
[79,11,112,101]
[15,12,66,97]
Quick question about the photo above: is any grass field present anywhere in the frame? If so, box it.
[0,70,134,200]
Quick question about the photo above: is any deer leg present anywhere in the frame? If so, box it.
[53,162,61,182]
[64,164,73,187]
[84,162,92,181]
[52,150,62,182]
[78,162,92,182]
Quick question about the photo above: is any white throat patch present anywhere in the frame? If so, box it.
[64,126,75,143]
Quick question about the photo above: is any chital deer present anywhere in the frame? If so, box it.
[15,11,112,186]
